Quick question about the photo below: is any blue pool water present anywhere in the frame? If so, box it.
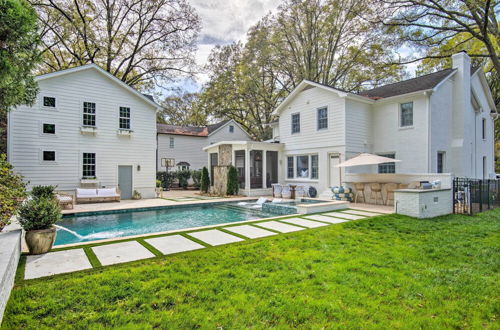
[54,202,279,246]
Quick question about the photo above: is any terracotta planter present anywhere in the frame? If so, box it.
[25,226,57,255]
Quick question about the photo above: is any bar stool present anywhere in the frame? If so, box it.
[385,183,398,205]
[354,183,366,203]
[370,183,384,205]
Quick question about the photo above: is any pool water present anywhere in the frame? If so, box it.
[54,202,278,246]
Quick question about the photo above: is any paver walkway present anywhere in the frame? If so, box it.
[23,209,383,280]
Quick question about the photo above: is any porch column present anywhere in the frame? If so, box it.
[244,147,250,191]
[262,150,267,189]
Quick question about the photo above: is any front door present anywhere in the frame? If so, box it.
[329,154,341,187]
[118,165,133,199]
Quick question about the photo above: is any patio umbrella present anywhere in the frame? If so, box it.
[336,153,401,167]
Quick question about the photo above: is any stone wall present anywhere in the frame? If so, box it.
[212,166,229,196]
[218,144,232,166]
[0,221,22,324]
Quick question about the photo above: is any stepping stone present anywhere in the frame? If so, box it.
[341,210,382,217]
[323,212,365,220]
[145,235,205,255]
[223,225,277,239]
[188,229,244,246]
[280,217,328,228]
[304,215,350,224]
[25,249,92,280]
[254,221,304,233]
[92,241,155,266]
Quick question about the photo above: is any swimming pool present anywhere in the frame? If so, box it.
[54,201,281,246]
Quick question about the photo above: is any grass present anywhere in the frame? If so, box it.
[2,210,499,329]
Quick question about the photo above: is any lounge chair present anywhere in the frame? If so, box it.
[56,192,74,209]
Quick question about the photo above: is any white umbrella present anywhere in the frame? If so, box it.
[336,153,401,168]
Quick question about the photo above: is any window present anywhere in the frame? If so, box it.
[296,156,309,178]
[169,137,174,148]
[229,125,234,133]
[83,102,96,126]
[119,107,130,130]
[311,155,318,179]
[291,113,300,134]
[378,153,396,173]
[482,118,486,140]
[437,152,445,173]
[400,102,413,127]
[210,153,218,186]
[43,97,56,108]
[287,157,294,179]
[317,107,328,130]
[43,123,56,134]
[42,151,55,162]
[235,150,245,188]
[82,153,96,178]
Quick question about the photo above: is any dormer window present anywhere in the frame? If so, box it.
[43,97,56,108]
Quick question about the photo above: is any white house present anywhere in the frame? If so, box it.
[157,119,252,171]
[7,64,160,199]
[205,52,497,196]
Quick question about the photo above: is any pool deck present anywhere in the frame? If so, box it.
[23,208,388,280]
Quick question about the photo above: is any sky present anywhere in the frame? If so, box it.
[170,0,282,93]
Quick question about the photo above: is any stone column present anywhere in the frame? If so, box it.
[213,144,232,196]
[245,148,250,191]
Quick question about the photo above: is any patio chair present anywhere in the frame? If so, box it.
[295,185,306,198]
[281,185,291,199]
[369,183,384,205]
[384,183,399,206]
[56,192,74,209]
[272,183,282,198]
[354,183,366,203]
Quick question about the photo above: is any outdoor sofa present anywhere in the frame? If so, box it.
[76,188,121,204]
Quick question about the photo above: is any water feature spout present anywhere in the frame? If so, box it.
[54,224,84,239]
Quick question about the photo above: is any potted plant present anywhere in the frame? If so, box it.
[132,190,142,200]
[155,180,162,197]
[18,195,61,254]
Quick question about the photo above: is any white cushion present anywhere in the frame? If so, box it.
[97,188,118,197]
[272,198,283,203]
[76,188,97,197]
[256,197,268,205]
[56,195,72,202]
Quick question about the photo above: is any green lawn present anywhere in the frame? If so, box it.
[3,211,499,329]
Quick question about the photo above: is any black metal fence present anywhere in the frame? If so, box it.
[453,178,500,215]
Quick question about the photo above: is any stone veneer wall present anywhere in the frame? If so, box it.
[213,166,229,196]
[218,144,232,166]
[0,223,22,324]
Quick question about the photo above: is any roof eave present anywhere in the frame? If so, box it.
[372,89,434,104]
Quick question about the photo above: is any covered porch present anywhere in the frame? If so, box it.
[203,141,284,196]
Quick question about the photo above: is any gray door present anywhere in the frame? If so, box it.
[118,165,133,199]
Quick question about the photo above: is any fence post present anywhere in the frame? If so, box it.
[479,180,483,213]
[487,180,491,210]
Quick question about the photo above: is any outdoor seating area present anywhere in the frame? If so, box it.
[271,183,317,199]
[55,192,74,210]
[347,182,418,205]
[75,188,121,204]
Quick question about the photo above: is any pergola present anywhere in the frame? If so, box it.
[203,141,284,196]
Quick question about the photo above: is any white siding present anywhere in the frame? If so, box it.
[157,121,251,171]
[8,68,157,198]
[429,79,453,173]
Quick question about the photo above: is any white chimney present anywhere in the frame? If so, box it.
[451,51,473,177]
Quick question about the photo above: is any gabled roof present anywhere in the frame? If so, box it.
[359,69,456,99]
[207,120,230,134]
[36,64,160,109]
[157,123,208,136]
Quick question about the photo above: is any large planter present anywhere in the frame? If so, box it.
[25,226,57,255]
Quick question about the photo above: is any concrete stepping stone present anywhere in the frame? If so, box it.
[25,249,92,280]
[280,217,328,228]
[223,225,277,239]
[254,221,304,233]
[304,215,350,224]
[145,235,205,255]
[92,241,155,266]
[341,210,382,217]
[188,229,244,246]
[323,212,365,220]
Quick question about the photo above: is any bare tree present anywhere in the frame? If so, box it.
[31,0,200,88]
[380,0,499,72]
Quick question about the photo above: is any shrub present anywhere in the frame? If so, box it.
[31,185,56,199]
[176,170,191,189]
[191,169,202,189]
[200,167,210,193]
[0,154,27,231]
[17,197,61,231]
[156,180,162,188]
[226,166,239,195]
[156,171,176,189]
